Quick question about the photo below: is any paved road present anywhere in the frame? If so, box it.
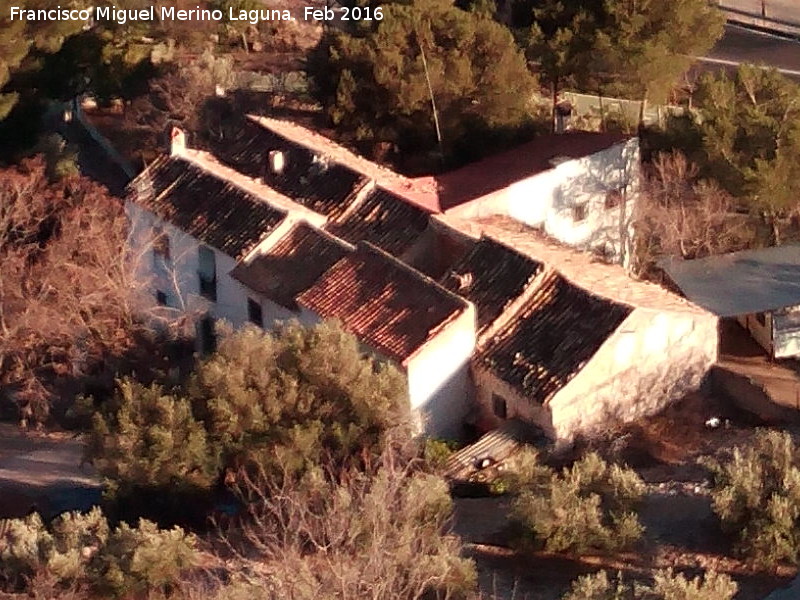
[718,0,798,24]
[697,24,800,79]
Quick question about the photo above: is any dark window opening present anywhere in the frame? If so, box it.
[572,203,587,222]
[198,316,217,355]
[605,188,623,210]
[756,312,767,327]
[155,290,168,306]
[492,394,507,420]
[198,246,217,302]
[248,298,263,327]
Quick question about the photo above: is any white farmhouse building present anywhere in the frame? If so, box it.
[125,129,478,437]
[123,116,710,443]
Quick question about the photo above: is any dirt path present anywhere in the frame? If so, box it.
[0,424,100,519]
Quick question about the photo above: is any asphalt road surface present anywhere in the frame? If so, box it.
[699,24,800,79]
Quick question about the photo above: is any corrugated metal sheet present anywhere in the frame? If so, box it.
[659,245,800,317]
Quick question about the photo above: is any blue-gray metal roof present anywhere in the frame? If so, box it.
[658,245,800,317]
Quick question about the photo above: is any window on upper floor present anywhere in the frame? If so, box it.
[605,188,624,210]
[248,298,264,328]
[152,226,171,267]
[756,312,767,327]
[198,246,217,302]
[492,394,508,420]
[572,203,587,223]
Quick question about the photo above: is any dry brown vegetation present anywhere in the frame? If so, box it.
[633,152,753,276]
[0,158,164,424]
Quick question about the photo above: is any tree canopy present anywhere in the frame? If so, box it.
[521,0,724,105]
[0,0,90,120]
[693,64,800,215]
[309,0,538,162]
[84,321,413,522]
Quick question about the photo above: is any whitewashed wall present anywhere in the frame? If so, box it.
[548,307,717,442]
[125,202,277,331]
[406,305,477,439]
[472,305,717,443]
[472,366,556,437]
[445,138,640,264]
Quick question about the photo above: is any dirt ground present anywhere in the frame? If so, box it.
[451,393,799,600]
[0,423,100,520]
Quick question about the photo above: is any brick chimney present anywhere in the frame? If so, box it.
[170,127,186,156]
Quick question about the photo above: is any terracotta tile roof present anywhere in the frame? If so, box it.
[247,116,440,212]
[211,117,368,219]
[479,270,632,402]
[436,132,630,210]
[229,222,353,309]
[443,215,709,314]
[296,243,469,363]
[128,155,286,258]
[440,237,543,332]
[241,117,629,214]
[326,187,432,256]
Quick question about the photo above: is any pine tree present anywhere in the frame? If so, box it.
[521,0,724,107]
[188,321,410,476]
[87,380,220,496]
[693,65,800,227]
[309,0,537,160]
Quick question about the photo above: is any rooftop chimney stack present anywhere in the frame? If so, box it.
[170,127,186,156]
[269,150,285,174]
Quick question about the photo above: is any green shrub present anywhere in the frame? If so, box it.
[509,452,645,554]
[562,569,738,600]
[703,429,800,566]
[90,518,197,597]
[423,438,459,471]
[87,379,220,496]
[0,508,197,596]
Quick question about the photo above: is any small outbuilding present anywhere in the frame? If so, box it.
[659,245,800,359]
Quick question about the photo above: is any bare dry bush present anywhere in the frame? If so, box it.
[562,568,737,600]
[213,437,476,600]
[634,152,752,276]
[0,158,163,423]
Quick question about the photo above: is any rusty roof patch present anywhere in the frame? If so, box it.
[230,222,353,309]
